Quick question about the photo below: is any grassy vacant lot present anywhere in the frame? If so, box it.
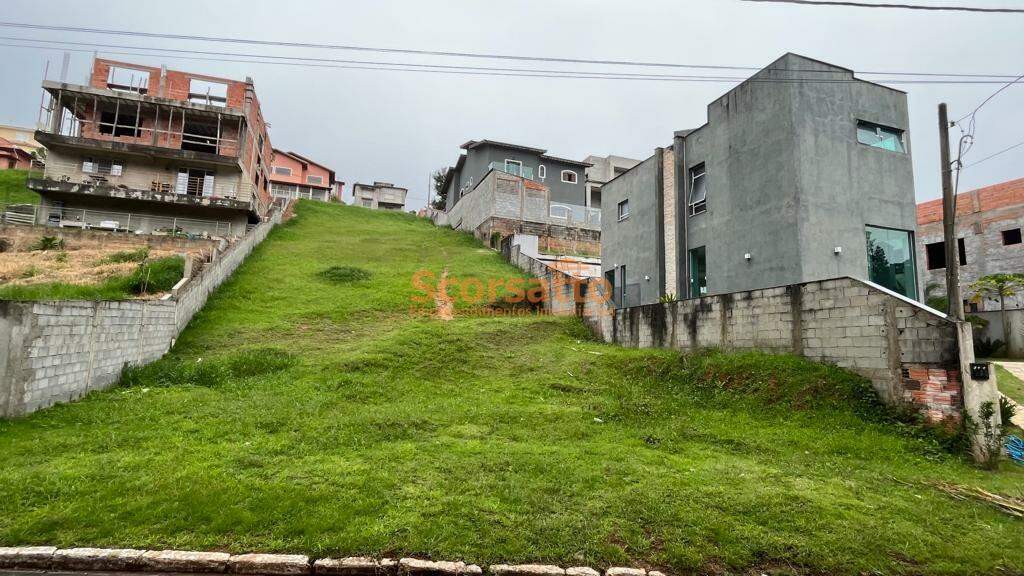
[1,201,1022,575]
[0,169,40,205]
[995,363,1024,407]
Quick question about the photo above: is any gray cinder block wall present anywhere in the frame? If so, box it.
[587,277,961,420]
[0,210,282,418]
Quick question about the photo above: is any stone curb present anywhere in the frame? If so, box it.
[0,548,662,576]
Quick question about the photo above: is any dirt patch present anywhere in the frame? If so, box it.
[0,248,183,286]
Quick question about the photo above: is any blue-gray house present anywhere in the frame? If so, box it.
[441,140,590,212]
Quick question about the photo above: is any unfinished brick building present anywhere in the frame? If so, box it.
[28,58,274,237]
[916,177,1024,311]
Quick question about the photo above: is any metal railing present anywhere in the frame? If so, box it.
[38,89,243,158]
[38,158,254,202]
[2,203,236,238]
[549,202,601,227]
[489,161,535,180]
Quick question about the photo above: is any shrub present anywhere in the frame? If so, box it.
[1001,395,1018,429]
[20,266,39,279]
[318,265,371,284]
[30,235,65,251]
[101,247,150,264]
[125,256,184,295]
[974,337,1005,358]
[55,251,68,264]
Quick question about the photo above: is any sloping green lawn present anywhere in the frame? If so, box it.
[0,201,1022,575]
[995,363,1024,406]
[0,169,40,205]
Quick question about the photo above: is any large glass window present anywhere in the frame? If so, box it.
[857,121,906,153]
[689,246,707,298]
[689,163,707,215]
[865,226,917,299]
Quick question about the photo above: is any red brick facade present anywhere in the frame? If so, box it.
[901,365,961,423]
[917,177,1024,225]
[76,58,274,214]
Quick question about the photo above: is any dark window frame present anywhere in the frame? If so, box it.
[1002,228,1022,246]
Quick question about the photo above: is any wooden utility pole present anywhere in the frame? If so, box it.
[938,103,964,321]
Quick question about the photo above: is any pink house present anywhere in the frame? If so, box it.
[269,149,341,202]
[0,136,33,170]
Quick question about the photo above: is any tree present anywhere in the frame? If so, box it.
[430,168,449,210]
[968,273,1024,357]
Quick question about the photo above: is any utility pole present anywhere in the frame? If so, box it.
[938,103,964,321]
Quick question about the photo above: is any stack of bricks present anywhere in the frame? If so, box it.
[901,365,962,422]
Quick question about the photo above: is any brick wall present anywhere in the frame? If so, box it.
[0,209,282,418]
[585,277,961,419]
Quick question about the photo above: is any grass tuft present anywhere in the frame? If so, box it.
[318,265,372,284]
[99,247,150,264]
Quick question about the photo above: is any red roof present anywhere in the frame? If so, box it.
[0,137,32,159]
[917,177,1024,225]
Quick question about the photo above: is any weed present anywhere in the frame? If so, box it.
[100,247,150,264]
[30,235,65,251]
[318,265,371,284]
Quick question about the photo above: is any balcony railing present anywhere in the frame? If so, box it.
[38,88,243,159]
[2,203,237,238]
[39,158,255,204]
[549,202,601,227]
[489,161,535,180]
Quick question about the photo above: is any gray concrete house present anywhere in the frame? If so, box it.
[352,181,408,211]
[441,140,590,211]
[602,53,918,308]
[584,154,642,210]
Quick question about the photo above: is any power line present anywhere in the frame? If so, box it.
[0,20,1019,80]
[2,40,1022,86]
[963,140,1024,168]
[955,71,1024,123]
[8,35,1019,81]
[739,0,1024,13]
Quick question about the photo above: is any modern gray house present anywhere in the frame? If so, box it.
[602,53,918,308]
[442,140,590,211]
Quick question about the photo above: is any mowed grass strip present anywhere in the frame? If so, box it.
[0,201,1022,575]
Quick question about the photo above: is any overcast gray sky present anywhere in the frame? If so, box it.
[1,0,1021,210]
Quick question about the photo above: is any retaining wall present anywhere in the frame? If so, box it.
[501,242,964,422]
[0,210,281,417]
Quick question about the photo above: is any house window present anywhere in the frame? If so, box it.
[689,163,707,215]
[307,175,324,185]
[561,170,578,184]
[82,158,123,176]
[188,79,228,107]
[617,199,630,221]
[689,246,707,298]
[856,120,906,153]
[273,166,292,176]
[1002,228,1022,245]
[504,159,523,176]
[107,66,150,93]
[99,111,141,138]
[865,226,918,299]
[924,238,966,270]
[538,165,546,180]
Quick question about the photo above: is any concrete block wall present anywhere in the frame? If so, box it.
[0,210,281,418]
[587,277,961,419]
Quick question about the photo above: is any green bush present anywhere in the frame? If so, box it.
[30,235,65,251]
[100,247,150,264]
[125,256,185,295]
[974,337,1005,358]
[318,265,371,284]
[1001,395,1018,428]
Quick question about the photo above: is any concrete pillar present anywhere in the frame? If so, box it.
[956,321,1003,464]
